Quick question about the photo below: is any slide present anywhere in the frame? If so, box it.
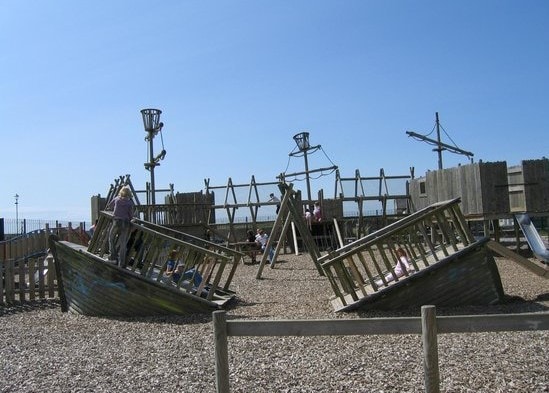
[515,214,549,264]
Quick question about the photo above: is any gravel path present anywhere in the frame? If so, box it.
[1,254,548,392]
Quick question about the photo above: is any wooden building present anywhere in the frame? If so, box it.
[409,161,510,219]
[508,158,549,215]
[410,158,549,220]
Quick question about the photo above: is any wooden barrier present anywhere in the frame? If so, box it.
[213,306,549,393]
[0,224,87,305]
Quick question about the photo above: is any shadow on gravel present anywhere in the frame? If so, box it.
[0,299,215,325]
[535,292,549,301]
[0,298,61,317]
[354,295,549,319]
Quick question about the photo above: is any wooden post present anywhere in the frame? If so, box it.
[291,221,299,256]
[483,220,490,238]
[421,305,440,393]
[213,310,230,393]
[271,211,293,268]
[333,218,344,248]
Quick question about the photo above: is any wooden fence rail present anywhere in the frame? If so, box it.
[1,223,89,305]
[213,306,549,393]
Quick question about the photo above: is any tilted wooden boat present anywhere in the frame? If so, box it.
[49,215,243,317]
[316,198,506,311]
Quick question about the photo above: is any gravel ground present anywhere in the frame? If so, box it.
[1,253,548,393]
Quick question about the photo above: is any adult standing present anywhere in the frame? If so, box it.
[106,186,135,267]
[268,193,281,214]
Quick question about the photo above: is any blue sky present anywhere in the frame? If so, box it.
[1,0,548,223]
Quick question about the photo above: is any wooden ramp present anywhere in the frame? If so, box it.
[317,198,506,312]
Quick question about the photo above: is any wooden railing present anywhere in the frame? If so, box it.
[213,306,549,393]
[318,198,476,308]
[87,212,243,299]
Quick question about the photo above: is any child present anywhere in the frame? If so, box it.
[375,248,414,287]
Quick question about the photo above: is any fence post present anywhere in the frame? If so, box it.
[213,310,230,393]
[421,305,440,393]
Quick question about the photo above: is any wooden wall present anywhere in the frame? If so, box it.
[321,198,344,220]
[522,158,549,213]
[172,191,214,224]
[409,161,510,217]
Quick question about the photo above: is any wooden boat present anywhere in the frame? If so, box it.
[316,198,506,311]
[49,215,243,317]
[333,238,504,311]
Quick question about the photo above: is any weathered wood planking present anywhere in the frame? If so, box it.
[51,240,232,317]
[332,239,504,311]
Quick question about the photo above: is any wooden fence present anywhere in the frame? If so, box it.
[213,306,549,393]
[0,223,89,305]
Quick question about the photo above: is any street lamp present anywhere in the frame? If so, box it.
[291,132,316,206]
[14,194,19,235]
[141,108,166,206]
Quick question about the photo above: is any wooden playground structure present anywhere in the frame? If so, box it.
[258,188,547,311]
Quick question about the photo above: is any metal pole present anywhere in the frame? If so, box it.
[303,149,312,207]
[435,112,443,170]
[148,131,156,206]
[14,194,19,235]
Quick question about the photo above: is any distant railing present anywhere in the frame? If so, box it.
[0,218,91,238]
[213,306,549,393]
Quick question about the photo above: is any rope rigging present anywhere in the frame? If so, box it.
[282,139,338,182]
[406,112,474,169]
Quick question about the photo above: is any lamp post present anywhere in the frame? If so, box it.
[14,194,19,235]
[141,108,166,206]
[291,132,316,207]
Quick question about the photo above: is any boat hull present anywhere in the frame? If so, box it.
[51,239,230,317]
[333,240,505,312]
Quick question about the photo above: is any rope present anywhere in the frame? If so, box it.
[320,146,337,167]
[159,128,165,150]
[438,124,460,149]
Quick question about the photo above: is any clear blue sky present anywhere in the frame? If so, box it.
[1,0,548,222]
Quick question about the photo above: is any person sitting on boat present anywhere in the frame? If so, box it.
[375,247,414,288]
[171,264,203,288]
[165,250,179,275]
[165,250,203,288]
[106,186,135,267]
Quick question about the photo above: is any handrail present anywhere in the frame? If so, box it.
[87,211,239,298]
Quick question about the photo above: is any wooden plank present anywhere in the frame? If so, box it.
[345,255,368,297]
[421,306,440,393]
[5,259,15,304]
[18,258,25,302]
[221,311,549,337]
[46,255,55,298]
[28,259,36,301]
[487,240,549,278]
[0,260,4,304]
[213,311,230,393]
